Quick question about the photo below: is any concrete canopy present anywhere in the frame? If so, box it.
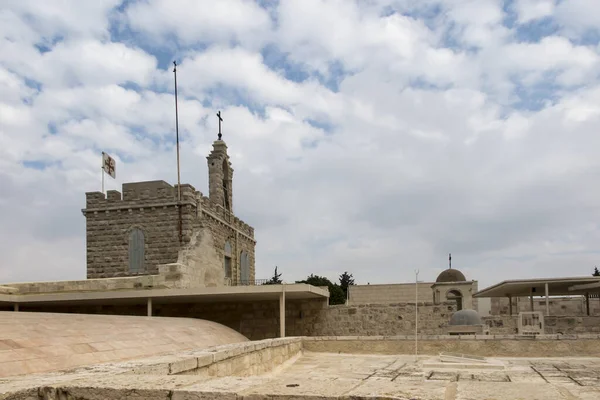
[473,276,600,298]
[0,284,329,307]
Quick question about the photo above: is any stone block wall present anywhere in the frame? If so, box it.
[299,302,458,336]
[200,201,255,285]
[83,181,198,279]
[348,283,434,305]
[83,182,256,285]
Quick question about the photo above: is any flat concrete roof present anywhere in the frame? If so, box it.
[474,276,600,298]
[0,284,329,306]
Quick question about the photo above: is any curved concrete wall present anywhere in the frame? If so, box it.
[0,312,248,377]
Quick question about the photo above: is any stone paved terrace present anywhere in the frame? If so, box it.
[3,335,600,399]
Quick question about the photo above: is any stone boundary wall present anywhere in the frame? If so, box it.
[348,283,435,305]
[301,334,600,357]
[0,263,210,294]
[297,302,458,337]
[126,337,302,377]
[1,337,304,398]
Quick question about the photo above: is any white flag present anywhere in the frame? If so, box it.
[102,152,116,179]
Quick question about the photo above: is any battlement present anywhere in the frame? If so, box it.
[84,180,198,210]
[198,194,255,238]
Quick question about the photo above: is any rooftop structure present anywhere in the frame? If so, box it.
[82,137,256,286]
[474,276,600,316]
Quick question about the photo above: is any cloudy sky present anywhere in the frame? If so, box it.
[1,0,600,289]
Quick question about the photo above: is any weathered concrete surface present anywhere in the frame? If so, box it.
[2,335,600,399]
[4,350,600,399]
[0,312,247,378]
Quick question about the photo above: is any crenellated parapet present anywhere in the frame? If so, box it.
[83,180,198,213]
[198,194,255,238]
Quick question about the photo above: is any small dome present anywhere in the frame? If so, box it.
[436,268,466,283]
[449,309,482,326]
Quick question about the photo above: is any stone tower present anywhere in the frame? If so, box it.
[83,133,256,284]
[207,140,233,212]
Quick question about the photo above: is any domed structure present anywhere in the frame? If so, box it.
[0,312,248,378]
[449,309,482,326]
[436,268,466,283]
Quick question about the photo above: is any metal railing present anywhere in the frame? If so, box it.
[234,279,270,286]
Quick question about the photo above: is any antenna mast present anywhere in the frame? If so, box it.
[173,61,182,243]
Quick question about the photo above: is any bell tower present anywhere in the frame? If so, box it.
[207,111,233,211]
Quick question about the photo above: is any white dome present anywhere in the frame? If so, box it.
[449,309,482,326]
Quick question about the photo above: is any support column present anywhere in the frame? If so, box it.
[13,304,18,312]
[508,295,512,316]
[279,284,286,338]
[586,292,590,316]
[545,283,549,316]
[530,288,534,312]
[147,298,152,317]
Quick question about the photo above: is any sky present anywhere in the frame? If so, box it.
[1,0,600,290]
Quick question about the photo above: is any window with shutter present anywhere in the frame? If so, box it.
[128,228,145,273]
[240,251,249,284]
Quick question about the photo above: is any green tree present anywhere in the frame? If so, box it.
[593,267,600,277]
[264,266,282,284]
[296,274,345,305]
[338,271,355,299]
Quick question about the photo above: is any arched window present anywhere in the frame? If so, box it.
[224,241,232,278]
[128,228,144,273]
[240,251,249,285]
[222,159,230,211]
[447,289,463,311]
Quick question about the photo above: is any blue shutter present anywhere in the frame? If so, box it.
[240,251,249,284]
[129,229,144,273]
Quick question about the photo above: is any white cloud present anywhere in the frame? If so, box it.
[125,0,272,49]
[555,0,600,38]
[1,0,600,291]
[514,0,555,24]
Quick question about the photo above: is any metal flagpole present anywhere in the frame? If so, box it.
[415,269,419,362]
[101,152,105,194]
[173,61,183,244]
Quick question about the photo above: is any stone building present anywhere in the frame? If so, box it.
[431,268,478,311]
[82,137,256,286]
[349,267,478,311]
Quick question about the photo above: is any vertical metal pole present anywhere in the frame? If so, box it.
[415,269,419,362]
[101,167,104,194]
[173,61,183,244]
[173,61,181,202]
[13,304,18,312]
[508,295,512,316]
[147,298,152,317]
[545,283,549,316]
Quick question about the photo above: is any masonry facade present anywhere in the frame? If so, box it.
[82,139,256,285]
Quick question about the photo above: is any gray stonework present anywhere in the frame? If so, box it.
[82,139,256,285]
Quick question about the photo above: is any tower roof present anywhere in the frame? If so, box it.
[436,268,467,283]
